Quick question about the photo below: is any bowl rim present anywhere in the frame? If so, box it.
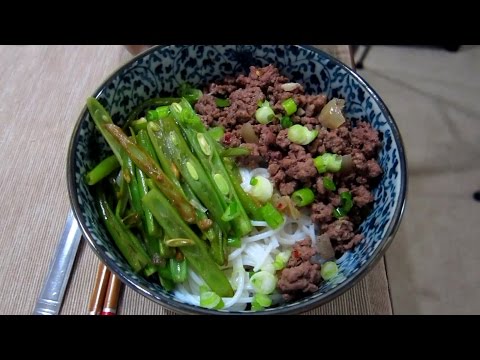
[67,44,407,315]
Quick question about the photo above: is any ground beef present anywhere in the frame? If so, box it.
[207,82,238,97]
[366,159,383,178]
[277,238,322,301]
[276,129,291,149]
[279,144,317,181]
[352,185,374,208]
[279,181,297,196]
[225,87,265,124]
[311,202,334,223]
[324,126,350,154]
[236,64,289,90]
[195,95,222,126]
[258,125,277,147]
[350,121,381,158]
[195,65,384,296]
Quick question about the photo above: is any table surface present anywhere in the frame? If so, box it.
[0,45,392,315]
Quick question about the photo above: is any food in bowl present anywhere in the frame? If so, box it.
[83,63,383,312]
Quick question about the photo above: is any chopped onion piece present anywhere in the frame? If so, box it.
[316,234,335,261]
[318,98,346,129]
[281,82,301,91]
[272,193,301,220]
[341,154,353,172]
[240,123,259,144]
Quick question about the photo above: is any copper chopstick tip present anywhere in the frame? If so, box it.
[101,273,122,316]
[87,262,111,315]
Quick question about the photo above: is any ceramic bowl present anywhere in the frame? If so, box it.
[67,45,407,314]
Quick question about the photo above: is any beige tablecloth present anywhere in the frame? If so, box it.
[0,45,392,315]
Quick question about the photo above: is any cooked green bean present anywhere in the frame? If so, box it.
[169,98,207,133]
[169,258,188,283]
[146,122,183,190]
[223,157,264,221]
[203,131,252,237]
[86,97,123,163]
[85,155,120,186]
[143,231,174,290]
[125,155,144,226]
[143,188,234,297]
[148,117,230,236]
[104,123,196,224]
[115,169,129,217]
[123,97,180,130]
[97,191,151,273]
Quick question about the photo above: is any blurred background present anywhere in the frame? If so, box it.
[352,45,480,314]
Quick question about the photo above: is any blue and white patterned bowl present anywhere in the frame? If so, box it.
[67,45,407,314]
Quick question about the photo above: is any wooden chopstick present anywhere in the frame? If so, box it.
[87,262,111,315]
[87,261,123,315]
[101,273,122,315]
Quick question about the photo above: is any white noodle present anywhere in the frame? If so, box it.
[173,167,315,311]
[250,220,268,227]
[243,227,282,243]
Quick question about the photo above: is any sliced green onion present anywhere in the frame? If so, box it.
[255,105,275,125]
[179,83,203,104]
[196,133,211,156]
[324,153,343,172]
[282,98,297,116]
[221,201,240,222]
[323,177,336,191]
[165,238,195,247]
[291,188,315,207]
[314,156,327,173]
[253,293,272,308]
[215,98,231,108]
[340,191,353,212]
[250,271,277,295]
[261,263,276,274]
[333,207,347,219]
[280,116,293,128]
[248,176,273,203]
[287,124,318,145]
[207,126,225,142]
[321,261,339,280]
[186,161,199,180]
[146,106,170,121]
[199,285,225,309]
[274,250,292,270]
[213,173,229,195]
[227,237,241,248]
[314,153,343,174]
[260,203,284,229]
[251,300,264,312]
[131,117,148,132]
[148,121,161,132]
[221,147,251,157]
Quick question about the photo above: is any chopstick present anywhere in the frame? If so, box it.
[101,273,122,315]
[87,262,123,315]
[87,263,110,315]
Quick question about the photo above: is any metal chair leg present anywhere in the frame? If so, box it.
[355,45,372,69]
